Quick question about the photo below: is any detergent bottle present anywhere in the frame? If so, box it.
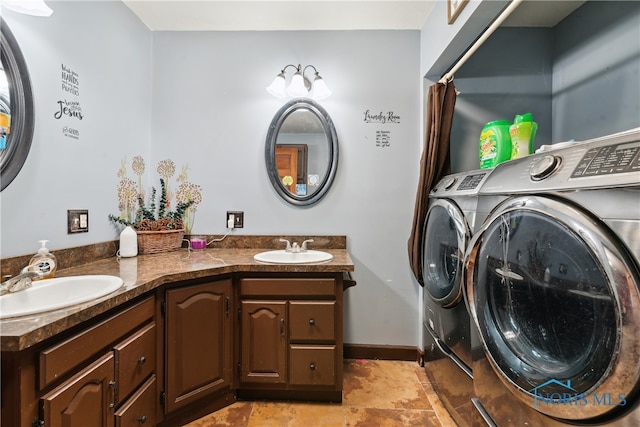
[510,113,538,159]
[479,120,512,169]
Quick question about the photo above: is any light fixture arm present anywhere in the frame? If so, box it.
[280,64,300,74]
[302,64,319,78]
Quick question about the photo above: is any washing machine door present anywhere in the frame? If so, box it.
[465,195,640,422]
[422,198,471,307]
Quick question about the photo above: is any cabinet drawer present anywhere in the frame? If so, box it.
[115,375,157,427]
[289,345,336,386]
[240,278,335,297]
[114,322,156,403]
[289,301,335,342]
[39,297,154,390]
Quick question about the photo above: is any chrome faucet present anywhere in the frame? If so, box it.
[279,239,292,252]
[279,238,314,253]
[0,268,43,296]
[300,239,314,251]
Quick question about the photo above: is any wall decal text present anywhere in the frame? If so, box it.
[363,109,401,124]
[58,63,83,140]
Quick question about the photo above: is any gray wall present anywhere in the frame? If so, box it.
[552,1,640,141]
[424,1,640,173]
[149,30,422,346]
[1,2,152,255]
[452,28,554,173]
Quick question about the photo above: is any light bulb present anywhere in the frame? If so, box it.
[286,71,308,98]
[266,72,287,98]
[310,76,331,100]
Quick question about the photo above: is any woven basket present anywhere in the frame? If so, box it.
[136,229,185,254]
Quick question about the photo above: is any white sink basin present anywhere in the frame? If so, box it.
[253,250,333,264]
[0,275,123,319]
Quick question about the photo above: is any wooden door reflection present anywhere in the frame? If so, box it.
[275,144,307,195]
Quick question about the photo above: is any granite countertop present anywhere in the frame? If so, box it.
[1,246,353,352]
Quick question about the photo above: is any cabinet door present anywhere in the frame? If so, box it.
[41,353,115,427]
[165,279,232,414]
[240,300,287,384]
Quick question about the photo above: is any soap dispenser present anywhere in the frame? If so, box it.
[29,240,57,279]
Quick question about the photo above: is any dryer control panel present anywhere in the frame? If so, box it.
[431,170,490,196]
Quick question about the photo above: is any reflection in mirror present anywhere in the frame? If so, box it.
[266,99,338,206]
[0,18,35,191]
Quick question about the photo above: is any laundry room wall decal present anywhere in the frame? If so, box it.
[362,109,401,149]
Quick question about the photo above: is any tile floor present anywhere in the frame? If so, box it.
[184,359,457,427]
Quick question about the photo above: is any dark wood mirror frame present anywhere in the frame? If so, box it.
[0,17,35,191]
[265,98,338,207]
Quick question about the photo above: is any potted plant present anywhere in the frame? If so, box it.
[110,158,198,254]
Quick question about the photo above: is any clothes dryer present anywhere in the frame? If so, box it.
[422,169,491,427]
[465,128,640,426]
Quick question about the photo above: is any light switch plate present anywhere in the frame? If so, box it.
[67,209,89,233]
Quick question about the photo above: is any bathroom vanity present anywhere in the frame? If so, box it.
[237,275,344,402]
[0,238,354,427]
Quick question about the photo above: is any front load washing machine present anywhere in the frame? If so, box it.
[465,128,640,426]
[422,169,491,427]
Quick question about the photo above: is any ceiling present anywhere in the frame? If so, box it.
[121,0,586,32]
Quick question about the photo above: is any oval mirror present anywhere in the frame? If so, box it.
[0,18,35,191]
[265,98,338,206]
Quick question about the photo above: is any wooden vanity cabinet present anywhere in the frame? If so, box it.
[1,268,351,426]
[160,278,234,425]
[37,296,157,427]
[237,274,344,402]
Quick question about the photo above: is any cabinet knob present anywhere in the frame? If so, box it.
[138,415,147,424]
[309,318,315,326]
[138,356,146,365]
[309,363,316,371]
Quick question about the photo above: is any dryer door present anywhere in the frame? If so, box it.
[465,195,640,422]
[422,198,470,307]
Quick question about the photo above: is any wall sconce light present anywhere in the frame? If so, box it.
[2,0,53,16]
[266,64,332,100]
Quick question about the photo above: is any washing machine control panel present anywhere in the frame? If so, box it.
[571,140,640,178]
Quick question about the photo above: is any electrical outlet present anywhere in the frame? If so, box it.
[226,211,244,228]
[67,209,89,234]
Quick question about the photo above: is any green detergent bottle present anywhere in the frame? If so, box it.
[479,120,512,169]
[510,113,537,159]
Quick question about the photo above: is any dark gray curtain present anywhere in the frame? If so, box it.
[408,81,457,286]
